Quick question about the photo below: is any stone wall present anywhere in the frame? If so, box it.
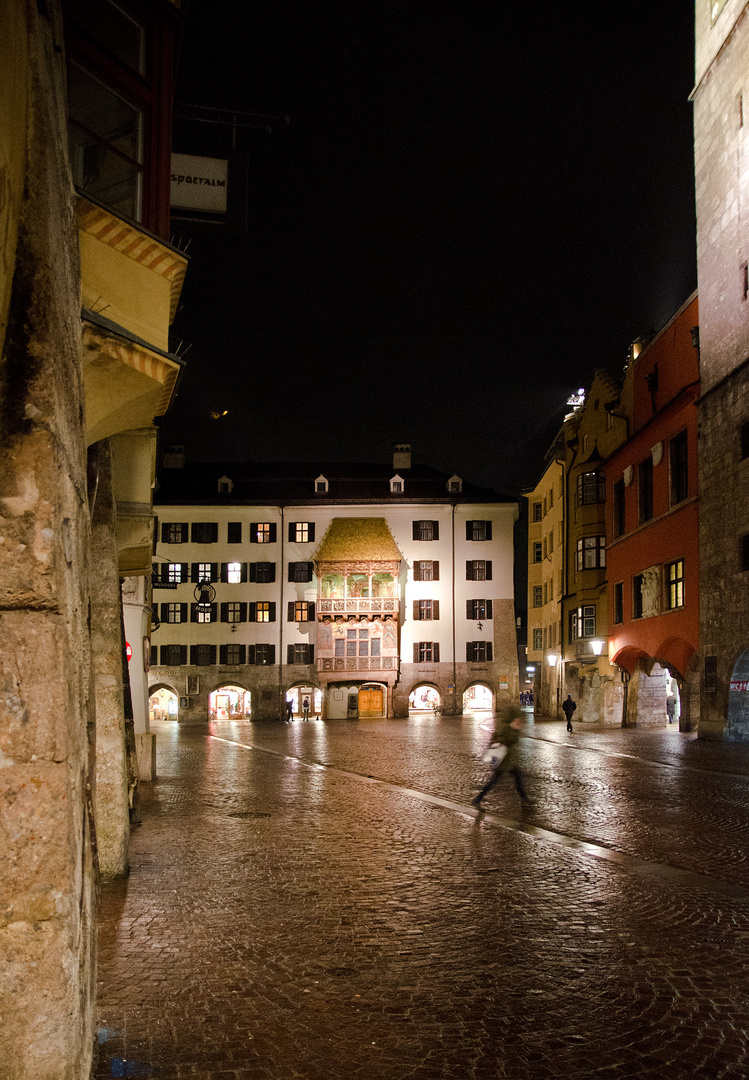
[0,4,97,1077]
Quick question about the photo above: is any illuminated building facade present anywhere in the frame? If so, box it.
[149,447,520,720]
[605,294,700,729]
[525,440,565,716]
[692,0,749,739]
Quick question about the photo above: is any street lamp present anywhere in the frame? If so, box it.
[547,653,558,667]
[590,639,605,656]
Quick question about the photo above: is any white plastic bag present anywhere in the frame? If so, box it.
[482,743,508,766]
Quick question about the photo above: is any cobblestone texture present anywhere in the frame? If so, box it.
[94,714,749,1078]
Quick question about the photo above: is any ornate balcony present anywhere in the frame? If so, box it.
[317,597,399,618]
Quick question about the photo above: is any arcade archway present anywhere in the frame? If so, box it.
[463,683,494,713]
[287,685,322,718]
[209,685,251,721]
[149,686,179,722]
[409,685,440,712]
[727,649,749,741]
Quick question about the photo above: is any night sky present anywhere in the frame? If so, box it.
[163,1,697,496]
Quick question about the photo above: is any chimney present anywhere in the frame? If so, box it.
[392,443,412,470]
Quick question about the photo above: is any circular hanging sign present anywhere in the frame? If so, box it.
[126,641,132,661]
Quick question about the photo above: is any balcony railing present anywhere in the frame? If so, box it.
[318,598,398,616]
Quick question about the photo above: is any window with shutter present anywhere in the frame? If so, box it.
[162,522,188,543]
[227,521,242,543]
[191,522,218,543]
[413,520,439,541]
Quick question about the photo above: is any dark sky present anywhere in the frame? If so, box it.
[163,1,697,496]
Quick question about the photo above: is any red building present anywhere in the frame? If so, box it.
[605,293,700,728]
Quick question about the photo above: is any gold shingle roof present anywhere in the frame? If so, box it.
[314,517,402,562]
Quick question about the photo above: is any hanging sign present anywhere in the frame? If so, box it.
[171,154,228,214]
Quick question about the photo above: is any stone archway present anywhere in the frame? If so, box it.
[463,682,494,713]
[148,682,180,722]
[209,684,251,721]
[408,683,441,712]
[726,649,749,741]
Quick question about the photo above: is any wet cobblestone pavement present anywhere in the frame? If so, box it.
[94,714,749,1078]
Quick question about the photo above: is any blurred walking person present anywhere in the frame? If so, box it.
[473,706,532,810]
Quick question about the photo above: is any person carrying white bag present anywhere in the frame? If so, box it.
[473,705,533,810]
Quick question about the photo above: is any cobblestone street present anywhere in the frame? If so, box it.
[94,714,749,1079]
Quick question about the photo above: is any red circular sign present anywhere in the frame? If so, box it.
[126,641,132,661]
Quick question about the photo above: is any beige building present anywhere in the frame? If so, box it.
[526,443,565,716]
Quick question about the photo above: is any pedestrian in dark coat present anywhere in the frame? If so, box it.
[562,694,576,732]
[472,706,532,809]
[285,700,293,722]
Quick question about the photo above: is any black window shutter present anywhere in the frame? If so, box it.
[250,523,258,543]
[210,563,218,581]
[268,602,276,622]
[161,522,168,543]
[150,645,157,666]
[309,523,315,542]
[248,645,255,665]
[433,561,439,581]
[180,603,188,622]
[466,521,473,541]
[287,644,294,664]
[237,645,246,664]
[466,561,473,580]
[466,642,472,661]
[432,521,439,541]
[288,562,295,582]
[210,603,217,622]
[220,603,229,622]
[269,645,275,664]
[228,521,241,543]
[269,523,277,543]
[220,645,227,665]
[210,523,218,542]
[433,600,440,620]
[180,645,187,664]
[240,563,247,583]
[190,645,198,665]
[191,563,199,582]
[249,563,257,582]
[190,603,198,622]
[466,600,472,620]
[308,645,314,663]
[239,603,247,622]
[269,562,276,582]
[306,562,313,580]
[486,561,492,580]
[413,643,419,663]
[485,521,492,540]
[248,603,256,622]
[190,523,198,543]
[220,563,228,583]
[413,601,420,621]
[433,642,440,663]
[288,522,295,542]
[413,521,419,540]
[160,603,169,621]
[308,602,315,620]
[487,600,493,619]
[209,645,217,664]
[180,563,188,581]
[288,601,295,621]
[487,643,493,661]
[413,563,421,581]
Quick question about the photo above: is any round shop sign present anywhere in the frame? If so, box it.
[126,641,132,661]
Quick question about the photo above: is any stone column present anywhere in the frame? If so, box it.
[90,440,131,878]
[0,3,97,1076]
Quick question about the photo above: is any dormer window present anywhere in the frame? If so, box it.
[315,474,328,493]
[448,475,463,493]
[390,474,404,493]
[218,475,234,494]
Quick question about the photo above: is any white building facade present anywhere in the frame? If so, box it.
[148,449,519,720]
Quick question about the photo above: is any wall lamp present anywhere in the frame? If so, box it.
[547,653,558,668]
[590,639,605,656]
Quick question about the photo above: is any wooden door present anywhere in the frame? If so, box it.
[358,689,383,717]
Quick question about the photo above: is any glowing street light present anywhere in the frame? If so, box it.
[547,653,558,668]
[590,639,605,656]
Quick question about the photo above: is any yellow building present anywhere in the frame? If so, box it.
[526,441,565,716]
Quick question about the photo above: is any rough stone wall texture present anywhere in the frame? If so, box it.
[0,3,96,1078]
[90,439,130,879]
[625,665,668,728]
[694,12,749,739]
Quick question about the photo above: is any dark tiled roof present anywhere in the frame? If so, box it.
[154,460,516,507]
